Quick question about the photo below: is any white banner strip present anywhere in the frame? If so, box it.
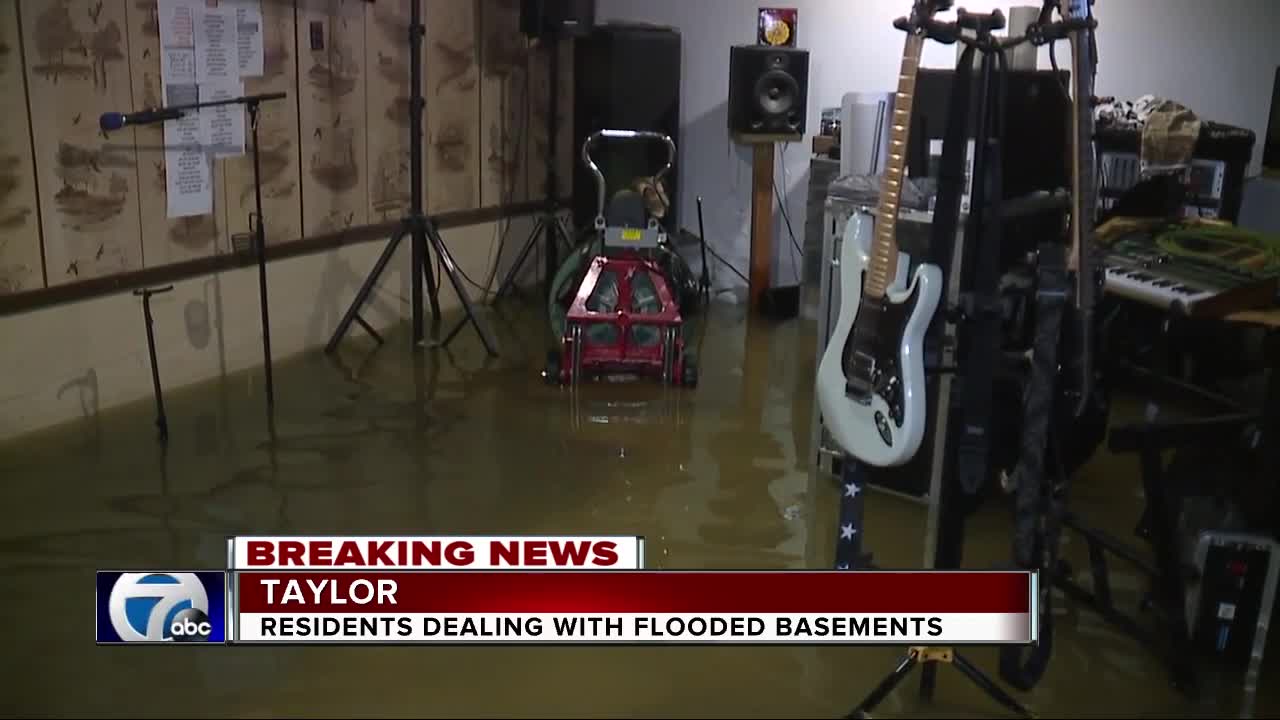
[227,536,644,570]
[235,613,1032,644]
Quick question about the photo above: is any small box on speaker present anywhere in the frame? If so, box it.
[758,8,798,48]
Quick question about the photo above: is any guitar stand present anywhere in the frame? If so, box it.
[849,647,1032,719]
[847,7,1040,719]
[328,0,498,357]
[134,285,174,442]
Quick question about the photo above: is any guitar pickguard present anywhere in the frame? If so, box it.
[841,290,919,430]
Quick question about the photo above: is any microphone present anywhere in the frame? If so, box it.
[99,108,187,132]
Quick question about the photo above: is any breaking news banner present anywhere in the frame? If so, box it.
[230,571,1037,645]
[96,571,228,644]
[226,535,645,570]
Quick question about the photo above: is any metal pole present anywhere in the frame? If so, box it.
[543,34,560,298]
[249,101,274,409]
[409,0,426,344]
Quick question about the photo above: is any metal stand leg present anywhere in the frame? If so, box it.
[493,216,547,301]
[847,653,919,718]
[325,229,405,353]
[952,652,1036,718]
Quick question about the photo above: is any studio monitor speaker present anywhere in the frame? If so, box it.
[521,0,595,39]
[728,45,810,137]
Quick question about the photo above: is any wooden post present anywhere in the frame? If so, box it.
[749,142,776,311]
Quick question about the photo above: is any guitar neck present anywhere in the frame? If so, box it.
[1065,0,1097,276]
[865,32,925,300]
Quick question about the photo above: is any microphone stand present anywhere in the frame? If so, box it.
[134,284,174,442]
[245,96,279,410]
[124,92,288,411]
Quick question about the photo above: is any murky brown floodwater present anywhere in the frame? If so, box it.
[0,298,1274,717]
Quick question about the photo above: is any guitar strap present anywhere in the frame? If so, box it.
[999,240,1068,691]
[942,43,1008,498]
[926,47,972,281]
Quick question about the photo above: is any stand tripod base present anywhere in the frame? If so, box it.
[494,212,574,303]
[849,647,1034,719]
[327,215,498,357]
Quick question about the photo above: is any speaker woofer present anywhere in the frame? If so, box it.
[755,70,799,117]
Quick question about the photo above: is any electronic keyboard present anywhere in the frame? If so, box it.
[1103,242,1278,317]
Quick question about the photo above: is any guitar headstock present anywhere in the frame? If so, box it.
[913,0,953,21]
[898,0,952,34]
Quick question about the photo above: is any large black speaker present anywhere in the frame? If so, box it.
[573,23,682,231]
[521,0,595,39]
[727,45,809,137]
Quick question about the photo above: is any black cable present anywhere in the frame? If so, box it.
[1048,40,1071,101]
[454,51,534,297]
[774,180,804,258]
[703,241,749,286]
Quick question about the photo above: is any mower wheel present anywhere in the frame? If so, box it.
[544,350,562,385]
[682,352,698,388]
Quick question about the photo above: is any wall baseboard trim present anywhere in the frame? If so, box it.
[0,198,570,318]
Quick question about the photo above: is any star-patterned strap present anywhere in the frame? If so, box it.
[835,457,868,570]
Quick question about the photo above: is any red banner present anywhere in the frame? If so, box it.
[235,571,1032,614]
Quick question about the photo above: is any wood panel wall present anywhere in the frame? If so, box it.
[224,0,302,248]
[22,0,143,286]
[0,0,565,298]
[424,0,479,215]
[0,2,43,293]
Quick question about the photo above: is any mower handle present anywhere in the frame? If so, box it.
[583,129,677,225]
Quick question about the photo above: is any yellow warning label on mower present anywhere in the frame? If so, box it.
[621,228,643,242]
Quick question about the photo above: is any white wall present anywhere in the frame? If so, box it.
[598,0,1280,292]
[0,215,537,441]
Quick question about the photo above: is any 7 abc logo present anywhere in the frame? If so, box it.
[107,572,218,643]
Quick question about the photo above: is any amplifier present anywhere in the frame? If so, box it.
[1099,151,1227,218]
[1186,531,1279,667]
[1095,122,1254,223]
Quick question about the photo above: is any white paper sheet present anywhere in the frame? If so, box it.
[163,84,213,218]
[231,0,265,78]
[201,80,246,158]
[159,0,195,46]
[158,0,197,85]
[196,4,237,84]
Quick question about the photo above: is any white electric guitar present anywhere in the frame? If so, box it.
[816,0,945,468]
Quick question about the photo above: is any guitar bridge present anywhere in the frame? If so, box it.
[845,351,876,405]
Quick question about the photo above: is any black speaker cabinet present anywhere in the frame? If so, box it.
[521,0,595,38]
[573,23,682,231]
[728,45,810,138]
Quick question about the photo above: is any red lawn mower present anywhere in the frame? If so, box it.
[544,129,698,388]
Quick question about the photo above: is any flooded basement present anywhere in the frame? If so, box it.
[0,298,1274,718]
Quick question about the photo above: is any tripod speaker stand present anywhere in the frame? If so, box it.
[494,32,574,305]
[327,0,498,357]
